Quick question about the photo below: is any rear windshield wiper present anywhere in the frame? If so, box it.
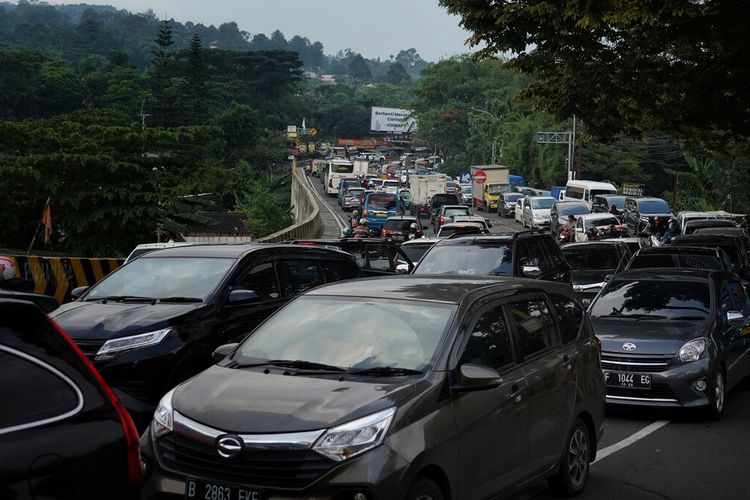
[230,359,346,372]
[93,296,156,303]
[347,366,424,377]
[157,296,203,303]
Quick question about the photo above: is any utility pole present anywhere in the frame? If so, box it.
[138,99,151,132]
[571,115,577,180]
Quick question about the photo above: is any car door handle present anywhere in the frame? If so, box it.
[508,384,526,402]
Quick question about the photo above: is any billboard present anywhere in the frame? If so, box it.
[370,107,418,133]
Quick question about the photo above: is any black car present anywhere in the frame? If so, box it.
[550,200,590,239]
[694,227,749,239]
[398,237,441,265]
[140,276,604,499]
[1,297,140,499]
[590,269,750,418]
[288,238,414,275]
[561,241,633,307]
[592,194,627,214]
[380,216,426,242]
[50,244,361,429]
[626,246,734,272]
[498,192,524,217]
[414,231,572,284]
[429,193,460,223]
[623,197,672,233]
[672,234,750,280]
[682,218,739,235]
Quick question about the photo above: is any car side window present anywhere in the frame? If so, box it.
[550,295,584,343]
[531,238,553,273]
[319,259,357,283]
[0,348,81,432]
[277,260,325,296]
[726,281,750,314]
[542,238,564,266]
[459,306,515,372]
[509,300,557,358]
[237,262,279,299]
[366,245,397,272]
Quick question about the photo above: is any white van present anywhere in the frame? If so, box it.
[564,180,617,209]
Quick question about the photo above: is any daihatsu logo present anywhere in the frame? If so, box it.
[216,435,243,459]
[622,342,637,351]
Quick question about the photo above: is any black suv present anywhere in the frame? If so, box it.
[672,234,750,280]
[288,238,414,275]
[592,194,626,214]
[1,296,140,499]
[413,231,572,283]
[623,197,672,233]
[626,246,734,272]
[562,241,633,306]
[50,244,361,430]
[140,276,604,499]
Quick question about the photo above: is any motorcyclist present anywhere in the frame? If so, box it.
[350,209,359,229]
[353,218,370,238]
[609,204,621,217]
[660,220,680,244]
[408,222,420,240]
[341,227,353,238]
[0,256,33,293]
[565,214,576,229]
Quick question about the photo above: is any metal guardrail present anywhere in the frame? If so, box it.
[257,164,323,243]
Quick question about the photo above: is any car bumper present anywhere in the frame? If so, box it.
[604,356,714,408]
[140,431,411,500]
[343,200,360,209]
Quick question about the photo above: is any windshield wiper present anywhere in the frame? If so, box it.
[670,315,707,321]
[347,366,424,377]
[605,313,667,320]
[158,296,203,303]
[95,296,155,303]
[230,359,346,372]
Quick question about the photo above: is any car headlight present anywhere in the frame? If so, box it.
[95,327,172,361]
[677,338,707,362]
[312,407,395,462]
[151,388,176,438]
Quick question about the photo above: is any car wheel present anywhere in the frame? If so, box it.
[706,369,726,420]
[548,418,591,497]
[406,477,444,500]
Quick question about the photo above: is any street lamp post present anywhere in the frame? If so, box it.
[470,107,498,164]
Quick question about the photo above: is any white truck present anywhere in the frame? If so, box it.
[409,175,446,217]
[352,158,370,178]
[470,165,511,213]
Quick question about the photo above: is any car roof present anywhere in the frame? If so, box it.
[614,268,720,282]
[637,246,721,255]
[630,197,667,202]
[307,275,570,304]
[578,213,620,220]
[562,241,624,251]
[673,234,741,244]
[434,232,544,246]
[143,243,351,259]
[385,216,417,221]
[555,200,587,205]
[441,205,470,210]
[401,237,442,246]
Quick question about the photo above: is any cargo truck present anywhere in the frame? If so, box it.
[471,165,511,212]
[409,175,446,217]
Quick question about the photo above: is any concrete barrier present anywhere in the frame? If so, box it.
[257,164,323,243]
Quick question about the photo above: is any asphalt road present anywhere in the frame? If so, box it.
[310,177,750,500]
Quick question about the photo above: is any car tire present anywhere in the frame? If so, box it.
[548,418,591,497]
[406,477,444,500]
[705,369,726,420]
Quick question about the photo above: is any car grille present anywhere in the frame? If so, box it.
[74,339,105,360]
[607,384,677,401]
[601,353,673,372]
[156,432,336,489]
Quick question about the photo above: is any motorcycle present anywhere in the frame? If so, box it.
[559,226,575,245]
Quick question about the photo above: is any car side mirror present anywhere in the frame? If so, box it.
[212,343,239,362]
[71,286,89,300]
[453,364,503,393]
[522,265,542,279]
[604,274,614,282]
[228,289,260,304]
[726,311,744,326]
[395,263,410,275]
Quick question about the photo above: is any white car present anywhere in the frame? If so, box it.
[522,196,555,229]
[574,213,622,242]
[515,196,527,225]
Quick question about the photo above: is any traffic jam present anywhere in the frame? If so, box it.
[4,153,750,500]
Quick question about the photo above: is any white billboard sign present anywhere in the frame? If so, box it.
[370,107,418,133]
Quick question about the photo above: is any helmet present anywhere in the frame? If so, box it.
[341,227,353,237]
[611,204,617,209]
[410,223,418,230]
[359,218,368,226]
[0,256,16,280]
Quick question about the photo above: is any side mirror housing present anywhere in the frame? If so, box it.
[228,289,260,304]
[453,364,503,393]
[71,286,89,300]
[522,265,542,279]
[395,263,410,275]
[726,311,744,326]
[212,343,239,362]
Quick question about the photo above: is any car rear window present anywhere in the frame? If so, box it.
[439,226,482,238]
[629,254,724,270]
[367,193,399,210]
[432,194,459,206]
[559,204,590,216]
[591,280,711,320]
[383,220,413,231]
[401,244,434,263]
[444,208,470,217]
[415,244,513,276]
[563,246,621,270]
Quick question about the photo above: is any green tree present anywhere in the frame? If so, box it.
[185,32,207,123]
[439,0,750,146]
[386,61,411,86]
[150,19,177,126]
[348,53,372,81]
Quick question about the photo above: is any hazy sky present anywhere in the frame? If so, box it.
[41,0,475,61]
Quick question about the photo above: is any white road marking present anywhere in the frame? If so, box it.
[593,420,670,464]
[302,173,347,230]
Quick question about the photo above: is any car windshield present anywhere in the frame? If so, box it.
[590,280,711,320]
[674,241,741,265]
[504,194,523,202]
[234,297,456,372]
[346,188,364,196]
[563,247,621,270]
[401,243,435,263]
[586,217,620,229]
[599,197,625,209]
[415,244,513,276]
[488,184,510,195]
[461,185,472,193]
[531,198,555,209]
[332,164,354,173]
[367,193,399,210]
[85,257,233,301]
[444,208,470,217]
[383,219,414,231]
[628,254,724,271]
[638,199,671,214]
[559,203,590,216]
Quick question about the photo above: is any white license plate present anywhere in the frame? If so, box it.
[186,479,263,500]
[604,371,651,389]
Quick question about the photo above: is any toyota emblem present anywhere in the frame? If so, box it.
[216,435,243,459]
[622,342,637,351]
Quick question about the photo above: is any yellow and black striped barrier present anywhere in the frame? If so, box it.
[7,255,123,304]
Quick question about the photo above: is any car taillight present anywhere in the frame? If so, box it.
[48,318,141,486]
[419,207,425,213]
[440,216,445,225]
[328,179,333,187]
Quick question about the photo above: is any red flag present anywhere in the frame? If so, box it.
[41,198,52,245]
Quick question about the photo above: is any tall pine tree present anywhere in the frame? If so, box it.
[185,32,208,123]
[150,19,176,126]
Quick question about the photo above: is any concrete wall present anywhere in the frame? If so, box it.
[257,164,323,243]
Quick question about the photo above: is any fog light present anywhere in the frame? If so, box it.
[693,380,707,391]
[354,494,368,500]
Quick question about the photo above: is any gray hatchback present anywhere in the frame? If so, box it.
[140,276,604,499]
